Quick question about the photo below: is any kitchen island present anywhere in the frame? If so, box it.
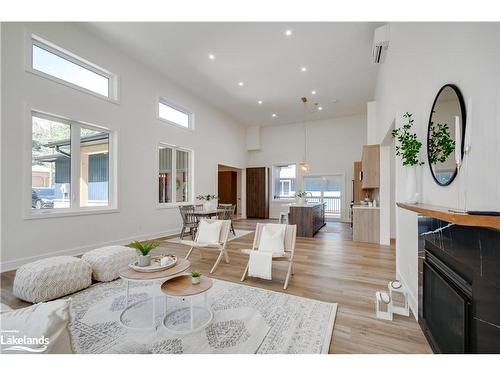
[287,202,326,237]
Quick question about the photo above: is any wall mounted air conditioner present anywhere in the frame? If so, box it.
[372,25,390,64]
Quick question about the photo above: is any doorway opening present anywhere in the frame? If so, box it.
[217,164,242,218]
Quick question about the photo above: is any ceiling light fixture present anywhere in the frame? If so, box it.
[258,100,263,105]
[318,106,323,111]
[272,113,277,118]
[208,54,215,60]
[311,90,316,95]
[285,30,293,36]
[238,82,244,86]
[301,67,307,72]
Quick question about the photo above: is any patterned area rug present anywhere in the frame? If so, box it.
[164,229,253,244]
[67,278,337,354]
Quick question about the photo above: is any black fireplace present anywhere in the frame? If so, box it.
[418,217,500,353]
[422,251,472,353]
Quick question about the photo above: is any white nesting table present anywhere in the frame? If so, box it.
[117,258,190,330]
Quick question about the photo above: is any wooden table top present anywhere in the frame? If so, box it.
[119,258,190,281]
[161,275,213,297]
[397,202,500,230]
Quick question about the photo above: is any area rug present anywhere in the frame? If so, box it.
[66,278,337,354]
[164,229,253,244]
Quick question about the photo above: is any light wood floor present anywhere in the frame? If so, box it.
[0,219,432,354]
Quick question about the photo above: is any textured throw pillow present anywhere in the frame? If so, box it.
[197,220,223,244]
[258,224,286,253]
[0,299,73,354]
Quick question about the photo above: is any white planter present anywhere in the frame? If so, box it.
[296,197,305,204]
[138,255,151,267]
[191,276,200,285]
[203,200,217,211]
[404,165,419,204]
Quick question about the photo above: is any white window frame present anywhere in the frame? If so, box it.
[25,34,120,103]
[26,110,118,220]
[156,142,194,209]
[157,97,195,131]
[272,163,297,202]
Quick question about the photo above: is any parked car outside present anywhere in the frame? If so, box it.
[32,188,55,209]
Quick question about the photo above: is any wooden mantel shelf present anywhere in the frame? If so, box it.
[396,202,500,230]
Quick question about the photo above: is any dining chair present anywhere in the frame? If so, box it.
[218,204,236,236]
[178,205,199,240]
[182,219,231,273]
[240,223,297,289]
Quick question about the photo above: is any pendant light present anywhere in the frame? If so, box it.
[300,122,309,172]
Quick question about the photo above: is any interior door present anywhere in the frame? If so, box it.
[218,171,237,205]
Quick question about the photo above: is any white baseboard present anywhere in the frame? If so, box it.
[0,228,179,273]
[397,270,418,321]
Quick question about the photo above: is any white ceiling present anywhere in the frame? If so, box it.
[83,22,381,127]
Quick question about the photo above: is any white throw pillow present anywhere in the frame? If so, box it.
[197,220,223,244]
[258,224,286,253]
[0,299,73,354]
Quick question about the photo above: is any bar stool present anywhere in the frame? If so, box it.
[279,212,288,224]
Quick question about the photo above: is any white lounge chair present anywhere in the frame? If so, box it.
[240,223,297,289]
[182,219,231,274]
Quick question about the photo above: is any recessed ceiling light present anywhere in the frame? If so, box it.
[318,106,323,111]
[272,113,277,117]
[258,100,263,105]
[301,67,307,72]
[311,90,317,95]
[238,82,244,86]
[208,54,215,60]
[285,30,293,36]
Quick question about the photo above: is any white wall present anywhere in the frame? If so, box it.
[1,23,247,270]
[247,114,367,220]
[374,23,500,317]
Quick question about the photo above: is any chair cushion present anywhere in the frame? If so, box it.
[1,299,73,353]
[81,245,138,282]
[197,220,223,244]
[13,256,92,303]
[258,224,286,253]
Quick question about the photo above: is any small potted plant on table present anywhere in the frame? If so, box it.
[295,191,308,204]
[129,241,159,267]
[191,270,201,285]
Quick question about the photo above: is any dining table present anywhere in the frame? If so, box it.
[192,208,223,219]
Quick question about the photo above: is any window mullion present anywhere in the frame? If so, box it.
[71,124,81,209]
[171,147,177,204]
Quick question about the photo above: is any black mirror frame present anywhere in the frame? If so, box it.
[427,84,467,187]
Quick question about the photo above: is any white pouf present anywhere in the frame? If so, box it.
[13,256,92,303]
[82,245,138,282]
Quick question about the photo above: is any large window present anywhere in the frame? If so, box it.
[30,35,117,100]
[158,144,192,205]
[158,99,193,129]
[272,164,296,200]
[31,112,115,214]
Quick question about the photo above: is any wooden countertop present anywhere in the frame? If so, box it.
[397,202,500,230]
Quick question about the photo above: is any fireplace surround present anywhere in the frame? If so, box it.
[418,216,500,353]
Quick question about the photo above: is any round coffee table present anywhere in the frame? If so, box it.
[118,258,190,330]
[161,275,213,334]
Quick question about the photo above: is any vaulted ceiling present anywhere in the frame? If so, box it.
[84,22,381,126]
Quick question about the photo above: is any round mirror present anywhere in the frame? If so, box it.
[427,84,466,186]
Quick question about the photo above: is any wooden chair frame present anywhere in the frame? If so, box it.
[182,219,231,274]
[240,223,297,289]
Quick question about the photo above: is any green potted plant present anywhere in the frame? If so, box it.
[392,112,425,204]
[191,270,201,285]
[196,194,218,211]
[129,240,159,267]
